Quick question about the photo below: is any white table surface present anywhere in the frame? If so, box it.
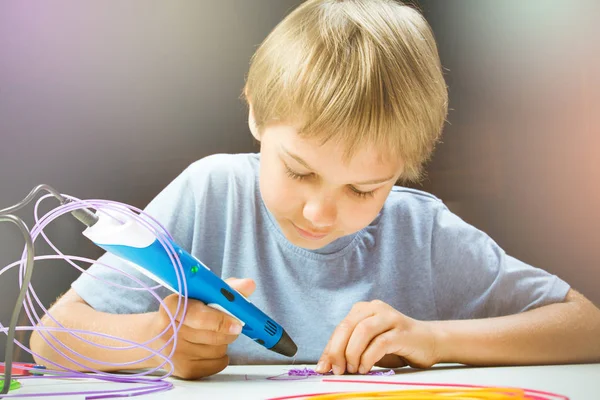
[7,363,600,400]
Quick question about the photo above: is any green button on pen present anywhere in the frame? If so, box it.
[190,265,199,274]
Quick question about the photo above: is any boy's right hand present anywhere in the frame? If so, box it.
[150,277,256,379]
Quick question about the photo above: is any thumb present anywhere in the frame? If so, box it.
[225,277,256,298]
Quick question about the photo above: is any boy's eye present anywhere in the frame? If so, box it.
[349,185,376,199]
[285,165,312,180]
[284,163,376,199]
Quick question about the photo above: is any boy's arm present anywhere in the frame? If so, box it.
[30,289,159,372]
[433,289,600,366]
[316,289,600,375]
[30,283,250,378]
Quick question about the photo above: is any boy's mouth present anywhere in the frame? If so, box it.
[291,222,330,240]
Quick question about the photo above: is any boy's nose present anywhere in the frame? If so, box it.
[302,196,337,228]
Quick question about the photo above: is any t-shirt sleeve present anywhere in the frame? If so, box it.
[71,165,198,314]
[430,204,570,320]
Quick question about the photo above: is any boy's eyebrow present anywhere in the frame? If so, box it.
[282,147,314,171]
[353,175,396,185]
[281,147,396,185]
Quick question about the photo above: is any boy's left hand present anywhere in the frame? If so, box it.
[316,300,439,375]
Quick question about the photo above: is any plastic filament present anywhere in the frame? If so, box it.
[0,194,190,398]
[292,387,551,399]
[268,379,570,400]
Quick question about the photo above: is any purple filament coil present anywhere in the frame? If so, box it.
[268,367,395,380]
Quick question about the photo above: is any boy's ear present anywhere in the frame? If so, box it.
[248,103,260,141]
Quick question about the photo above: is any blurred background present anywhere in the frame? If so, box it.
[0,0,598,362]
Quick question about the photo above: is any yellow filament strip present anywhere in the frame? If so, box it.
[306,387,529,400]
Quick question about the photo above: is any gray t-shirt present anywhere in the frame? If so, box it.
[72,153,570,364]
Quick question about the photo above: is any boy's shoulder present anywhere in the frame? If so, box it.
[184,153,259,187]
[387,186,444,209]
[389,186,442,202]
[164,153,260,204]
[379,186,447,227]
[186,152,259,175]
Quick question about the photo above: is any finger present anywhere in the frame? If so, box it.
[375,354,408,369]
[181,301,243,334]
[177,324,239,345]
[162,293,190,322]
[161,289,244,335]
[358,329,400,374]
[320,302,375,375]
[173,355,229,380]
[316,341,333,374]
[172,340,228,361]
[226,277,256,298]
[345,314,394,374]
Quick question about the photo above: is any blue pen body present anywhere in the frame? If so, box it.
[82,212,297,357]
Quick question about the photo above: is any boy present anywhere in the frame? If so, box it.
[31,0,600,380]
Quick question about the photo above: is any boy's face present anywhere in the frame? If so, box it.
[253,119,404,250]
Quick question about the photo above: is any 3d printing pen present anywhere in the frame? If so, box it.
[79,208,298,357]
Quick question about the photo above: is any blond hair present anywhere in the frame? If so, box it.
[244,0,448,182]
